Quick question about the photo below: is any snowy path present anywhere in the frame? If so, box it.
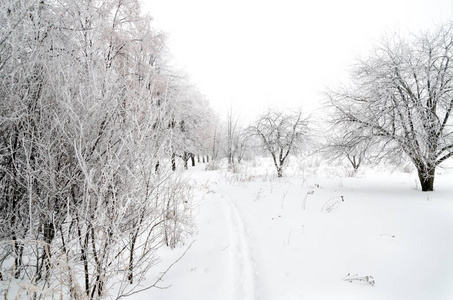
[144,171,260,300]
[221,192,257,299]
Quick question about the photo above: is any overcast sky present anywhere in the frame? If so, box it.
[144,0,453,122]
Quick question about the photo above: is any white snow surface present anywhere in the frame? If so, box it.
[129,158,453,300]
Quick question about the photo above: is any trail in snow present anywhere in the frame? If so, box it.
[142,169,261,300]
[220,186,273,300]
[139,164,453,300]
[221,192,257,299]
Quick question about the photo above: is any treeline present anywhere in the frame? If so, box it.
[0,0,213,298]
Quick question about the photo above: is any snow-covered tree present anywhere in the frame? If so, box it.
[322,122,371,175]
[328,23,453,191]
[0,0,202,298]
[224,107,247,166]
[232,126,251,164]
[163,77,214,170]
[250,108,310,177]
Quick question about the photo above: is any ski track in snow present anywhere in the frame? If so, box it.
[221,191,257,299]
[141,165,453,300]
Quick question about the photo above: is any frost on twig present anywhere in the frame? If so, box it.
[343,273,375,286]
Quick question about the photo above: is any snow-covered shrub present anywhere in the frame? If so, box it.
[226,172,256,184]
[161,178,195,249]
[205,160,223,171]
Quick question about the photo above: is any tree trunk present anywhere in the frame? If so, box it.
[191,155,195,167]
[128,234,137,284]
[171,153,176,171]
[13,237,23,279]
[277,166,283,178]
[417,166,435,192]
[183,152,189,170]
[42,221,55,281]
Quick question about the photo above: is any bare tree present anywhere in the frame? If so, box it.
[328,24,453,191]
[250,108,310,177]
[225,106,239,166]
[224,107,250,167]
[232,127,250,164]
[322,122,371,176]
[206,115,222,166]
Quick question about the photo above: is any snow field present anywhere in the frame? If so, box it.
[141,159,453,299]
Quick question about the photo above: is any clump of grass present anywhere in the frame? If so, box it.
[343,273,375,286]
[321,196,344,212]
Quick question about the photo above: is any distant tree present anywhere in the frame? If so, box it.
[250,108,310,177]
[209,114,223,161]
[233,127,251,163]
[327,23,453,191]
[226,107,236,166]
[322,124,371,176]
[225,107,249,166]
[167,81,213,170]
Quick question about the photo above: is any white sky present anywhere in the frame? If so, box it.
[143,0,453,122]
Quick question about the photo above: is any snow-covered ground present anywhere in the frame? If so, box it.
[134,158,453,300]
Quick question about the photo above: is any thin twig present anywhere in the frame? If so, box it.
[117,240,196,299]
